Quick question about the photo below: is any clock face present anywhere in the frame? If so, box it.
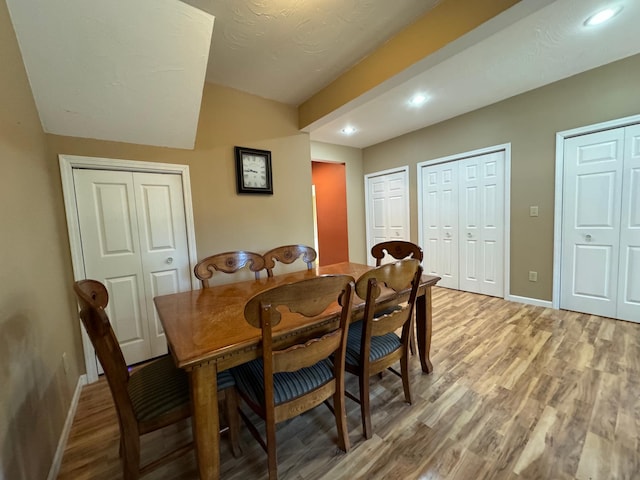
[242,154,267,189]
[235,147,272,194]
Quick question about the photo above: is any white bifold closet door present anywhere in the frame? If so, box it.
[561,124,640,323]
[421,151,505,297]
[74,169,192,365]
[366,169,410,265]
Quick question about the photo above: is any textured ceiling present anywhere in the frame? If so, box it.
[184,0,442,106]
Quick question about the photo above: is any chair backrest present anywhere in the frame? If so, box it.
[244,274,354,401]
[262,244,317,277]
[371,241,423,266]
[194,251,265,288]
[73,280,135,428]
[355,259,422,345]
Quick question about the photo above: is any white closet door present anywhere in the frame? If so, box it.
[560,129,625,318]
[134,173,192,356]
[617,124,640,322]
[459,152,505,296]
[421,161,459,288]
[74,169,151,364]
[74,169,191,365]
[366,170,409,265]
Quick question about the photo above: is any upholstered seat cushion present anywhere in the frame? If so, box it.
[128,355,236,422]
[345,320,402,367]
[217,369,236,391]
[232,358,334,406]
[128,355,190,422]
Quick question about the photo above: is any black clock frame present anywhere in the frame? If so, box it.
[234,146,273,195]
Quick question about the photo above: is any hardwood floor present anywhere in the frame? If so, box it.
[57,287,640,479]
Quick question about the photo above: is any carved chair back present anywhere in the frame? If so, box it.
[371,240,423,266]
[194,251,265,287]
[262,244,317,277]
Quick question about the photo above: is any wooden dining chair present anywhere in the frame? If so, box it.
[262,244,317,277]
[371,240,423,354]
[194,250,265,287]
[231,274,355,480]
[345,259,422,439]
[73,279,242,480]
[371,240,423,266]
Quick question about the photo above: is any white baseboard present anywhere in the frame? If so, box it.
[47,374,87,480]
[505,294,553,309]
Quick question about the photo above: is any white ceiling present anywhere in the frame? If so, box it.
[307,0,640,148]
[7,0,214,149]
[6,0,640,150]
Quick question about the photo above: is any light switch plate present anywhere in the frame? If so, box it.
[530,206,539,217]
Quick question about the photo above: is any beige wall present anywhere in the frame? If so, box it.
[0,0,83,477]
[310,141,366,264]
[47,84,315,258]
[363,53,640,301]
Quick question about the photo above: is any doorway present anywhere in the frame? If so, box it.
[60,155,199,382]
[312,161,349,265]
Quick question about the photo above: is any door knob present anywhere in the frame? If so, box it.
[467,232,473,238]
[166,257,174,264]
[445,232,451,238]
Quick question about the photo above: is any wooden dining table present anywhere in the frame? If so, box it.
[154,261,440,480]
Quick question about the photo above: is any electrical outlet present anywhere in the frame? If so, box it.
[62,352,69,375]
[528,271,538,282]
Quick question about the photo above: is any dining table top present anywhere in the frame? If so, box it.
[154,261,440,371]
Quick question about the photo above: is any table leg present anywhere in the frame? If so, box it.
[189,362,220,480]
[415,286,434,373]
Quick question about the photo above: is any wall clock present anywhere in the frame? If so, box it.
[234,146,273,194]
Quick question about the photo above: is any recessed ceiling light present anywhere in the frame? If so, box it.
[409,93,428,107]
[584,5,623,26]
[341,126,356,135]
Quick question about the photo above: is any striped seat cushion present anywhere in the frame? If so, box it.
[128,355,190,422]
[345,320,402,367]
[217,369,236,391]
[232,358,334,406]
[128,355,235,422]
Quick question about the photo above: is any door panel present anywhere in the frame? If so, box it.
[459,152,505,296]
[104,276,147,354]
[561,129,624,318]
[134,173,191,356]
[617,124,640,322]
[484,240,498,283]
[74,169,151,364]
[366,170,409,265]
[421,162,458,287]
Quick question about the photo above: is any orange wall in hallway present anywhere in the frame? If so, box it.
[312,162,349,265]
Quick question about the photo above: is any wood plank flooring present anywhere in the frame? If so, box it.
[57,287,640,479]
